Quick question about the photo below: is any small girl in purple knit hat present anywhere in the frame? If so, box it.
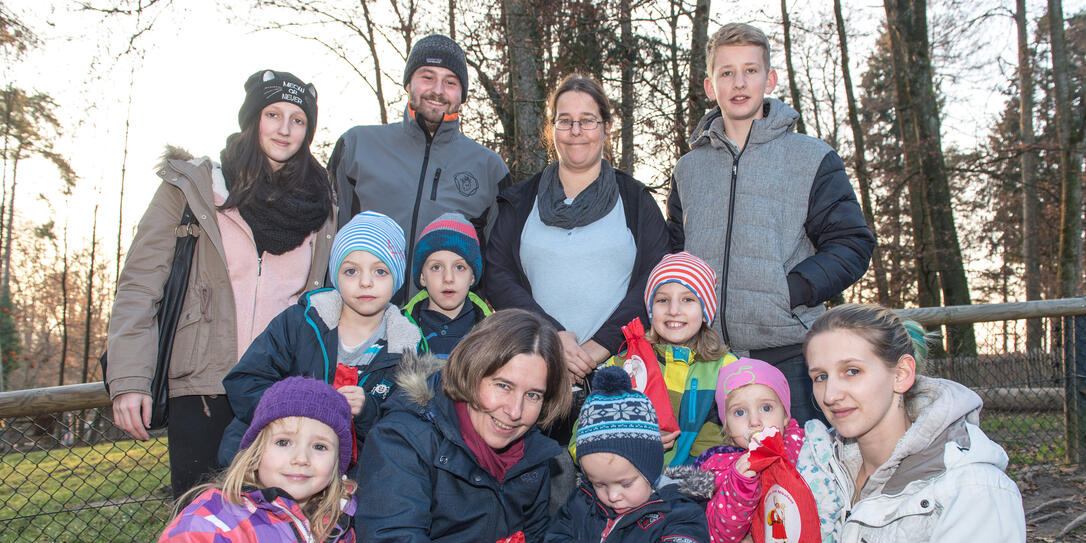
[161,376,357,542]
[695,358,805,543]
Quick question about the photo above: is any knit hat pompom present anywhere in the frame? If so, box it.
[240,376,354,474]
[237,70,319,143]
[645,252,718,324]
[576,366,663,484]
[330,211,407,292]
[591,365,634,395]
[412,212,482,289]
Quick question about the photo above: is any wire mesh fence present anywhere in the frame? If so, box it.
[922,316,1068,468]
[0,306,1080,541]
[0,406,171,542]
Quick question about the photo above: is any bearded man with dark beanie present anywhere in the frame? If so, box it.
[327,34,511,304]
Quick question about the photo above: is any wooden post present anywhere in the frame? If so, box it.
[1065,315,1086,463]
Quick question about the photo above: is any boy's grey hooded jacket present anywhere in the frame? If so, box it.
[667,98,874,351]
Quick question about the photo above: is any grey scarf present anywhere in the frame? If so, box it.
[537,160,619,229]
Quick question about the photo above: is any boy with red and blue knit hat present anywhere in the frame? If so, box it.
[218,211,422,471]
[547,366,711,542]
[403,212,491,357]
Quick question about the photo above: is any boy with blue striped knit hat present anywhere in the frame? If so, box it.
[219,211,422,472]
[546,366,711,542]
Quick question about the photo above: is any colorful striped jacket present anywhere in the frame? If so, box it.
[602,343,738,466]
[159,486,355,543]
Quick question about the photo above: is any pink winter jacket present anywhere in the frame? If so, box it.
[696,419,804,543]
[214,188,317,360]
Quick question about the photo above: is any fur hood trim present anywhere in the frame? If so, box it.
[661,465,716,500]
[304,289,421,355]
[394,350,446,407]
[156,145,196,170]
[574,465,716,500]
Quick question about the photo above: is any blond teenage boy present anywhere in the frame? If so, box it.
[666,23,874,425]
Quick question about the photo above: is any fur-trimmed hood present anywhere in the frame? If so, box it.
[155,144,204,171]
[301,289,421,356]
[661,465,716,500]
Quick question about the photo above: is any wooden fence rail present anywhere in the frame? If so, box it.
[0,382,109,417]
[0,297,1082,441]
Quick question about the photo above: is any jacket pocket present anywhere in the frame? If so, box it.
[429,168,443,200]
[167,282,208,380]
[847,492,938,542]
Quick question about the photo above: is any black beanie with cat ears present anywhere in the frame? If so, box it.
[237,69,318,142]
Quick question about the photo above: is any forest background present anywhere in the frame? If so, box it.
[1,0,1084,392]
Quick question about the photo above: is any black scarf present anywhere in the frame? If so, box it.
[221,159,330,255]
[536,159,619,229]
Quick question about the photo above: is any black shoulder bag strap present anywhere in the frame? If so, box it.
[102,204,199,430]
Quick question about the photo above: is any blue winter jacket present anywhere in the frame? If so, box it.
[218,289,422,467]
[356,354,558,543]
[545,467,713,543]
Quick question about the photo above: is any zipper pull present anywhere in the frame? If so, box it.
[257,256,263,277]
[732,161,738,177]
[689,378,698,424]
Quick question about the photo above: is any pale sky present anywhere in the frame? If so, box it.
[4,0,1082,268]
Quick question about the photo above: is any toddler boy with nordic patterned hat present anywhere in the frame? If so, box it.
[402,212,491,357]
[546,366,711,542]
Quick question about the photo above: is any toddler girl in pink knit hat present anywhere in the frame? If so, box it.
[694,358,805,543]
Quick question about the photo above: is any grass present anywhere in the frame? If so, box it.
[0,438,173,542]
[979,411,1067,467]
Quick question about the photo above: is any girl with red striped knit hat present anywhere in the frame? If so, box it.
[578,251,739,467]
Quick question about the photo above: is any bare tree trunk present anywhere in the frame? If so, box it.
[2,148,19,295]
[0,86,11,257]
[884,0,975,355]
[81,204,98,383]
[1017,0,1042,351]
[781,0,806,134]
[802,58,822,139]
[115,64,135,292]
[685,0,712,147]
[449,0,456,40]
[503,0,548,180]
[389,0,419,58]
[59,219,69,387]
[884,28,939,309]
[619,0,635,171]
[886,185,908,306]
[360,0,389,124]
[835,0,888,305]
[670,0,687,158]
[1048,0,1084,298]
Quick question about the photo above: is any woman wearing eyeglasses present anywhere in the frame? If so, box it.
[484,74,669,444]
